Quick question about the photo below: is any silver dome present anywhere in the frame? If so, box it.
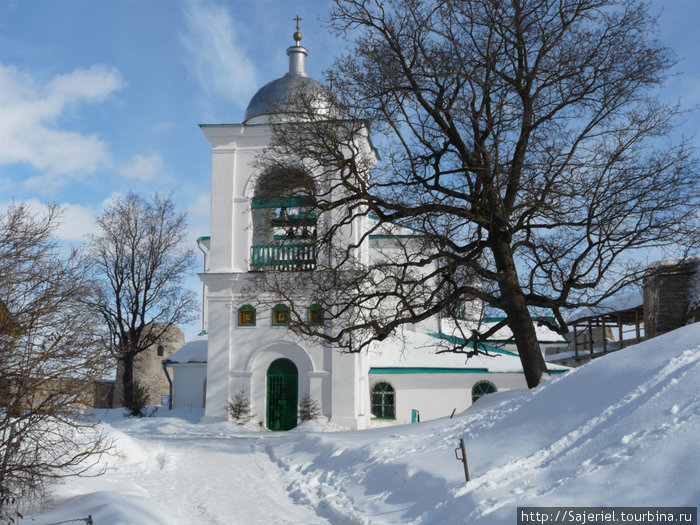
[244,74,326,123]
[243,44,331,123]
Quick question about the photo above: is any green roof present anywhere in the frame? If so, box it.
[425,332,520,357]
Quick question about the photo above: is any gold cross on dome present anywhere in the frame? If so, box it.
[293,14,302,32]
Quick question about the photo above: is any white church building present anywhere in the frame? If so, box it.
[164,29,568,430]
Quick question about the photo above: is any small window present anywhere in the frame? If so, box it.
[471,380,497,404]
[157,345,164,357]
[238,305,256,326]
[371,382,395,419]
[272,304,290,326]
[308,304,324,325]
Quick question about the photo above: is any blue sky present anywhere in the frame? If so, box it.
[1,0,698,340]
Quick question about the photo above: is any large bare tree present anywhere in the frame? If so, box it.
[88,193,197,412]
[0,204,110,519]
[255,0,699,388]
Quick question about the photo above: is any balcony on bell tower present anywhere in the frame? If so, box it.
[250,168,317,271]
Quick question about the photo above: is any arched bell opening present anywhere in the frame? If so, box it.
[251,168,317,271]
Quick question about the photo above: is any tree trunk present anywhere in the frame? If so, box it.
[491,235,548,388]
[504,289,548,388]
[121,353,134,405]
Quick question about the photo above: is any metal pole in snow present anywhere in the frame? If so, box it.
[454,438,470,483]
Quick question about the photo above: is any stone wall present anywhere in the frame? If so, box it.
[644,257,700,339]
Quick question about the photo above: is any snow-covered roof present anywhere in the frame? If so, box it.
[164,334,208,365]
[440,317,568,344]
[367,329,569,373]
[567,291,643,323]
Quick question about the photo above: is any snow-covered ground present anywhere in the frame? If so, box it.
[24,323,700,524]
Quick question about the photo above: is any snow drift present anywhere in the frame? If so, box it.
[25,323,700,524]
[270,322,700,523]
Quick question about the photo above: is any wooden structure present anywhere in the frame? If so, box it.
[570,301,644,362]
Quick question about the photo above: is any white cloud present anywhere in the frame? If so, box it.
[181,0,259,117]
[47,66,124,105]
[55,201,101,240]
[0,63,124,188]
[119,153,166,182]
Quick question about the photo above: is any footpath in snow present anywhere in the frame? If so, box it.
[27,417,332,525]
[24,322,700,524]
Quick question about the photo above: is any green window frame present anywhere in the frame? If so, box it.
[308,304,324,325]
[272,304,290,326]
[471,380,497,404]
[371,381,395,419]
[238,305,256,326]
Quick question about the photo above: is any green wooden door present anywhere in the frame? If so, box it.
[266,358,298,430]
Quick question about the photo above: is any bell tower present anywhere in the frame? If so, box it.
[198,21,377,428]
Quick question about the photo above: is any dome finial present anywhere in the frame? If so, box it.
[293,14,302,45]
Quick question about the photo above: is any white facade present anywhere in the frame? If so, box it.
[166,34,568,430]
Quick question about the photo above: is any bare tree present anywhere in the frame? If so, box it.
[88,193,197,412]
[254,0,699,388]
[0,204,110,520]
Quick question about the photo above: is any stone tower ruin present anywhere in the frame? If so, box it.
[643,257,700,339]
[113,324,185,408]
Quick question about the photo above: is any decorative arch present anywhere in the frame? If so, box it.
[244,342,316,432]
[244,166,317,202]
[243,340,316,375]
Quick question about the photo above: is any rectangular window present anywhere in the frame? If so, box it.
[238,306,256,326]
[272,306,290,326]
[308,306,323,325]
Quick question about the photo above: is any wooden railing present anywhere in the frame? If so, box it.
[250,243,316,271]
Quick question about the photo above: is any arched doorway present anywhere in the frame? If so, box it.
[266,358,298,430]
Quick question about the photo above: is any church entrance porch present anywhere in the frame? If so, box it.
[266,358,298,430]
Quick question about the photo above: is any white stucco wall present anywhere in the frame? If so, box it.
[367,372,528,426]
[170,364,207,410]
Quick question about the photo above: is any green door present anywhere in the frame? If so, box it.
[266,358,298,430]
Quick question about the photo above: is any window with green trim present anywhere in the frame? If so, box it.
[272,304,290,326]
[471,380,497,404]
[371,382,395,419]
[308,304,324,325]
[238,305,256,326]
